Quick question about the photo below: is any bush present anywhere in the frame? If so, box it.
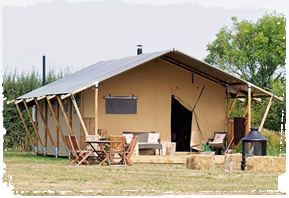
[232,129,286,156]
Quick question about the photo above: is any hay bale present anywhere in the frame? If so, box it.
[223,153,242,171]
[246,156,286,172]
[185,155,195,169]
[199,151,215,164]
[186,154,215,170]
[279,153,286,158]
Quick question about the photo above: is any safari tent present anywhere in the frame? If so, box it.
[8,48,283,157]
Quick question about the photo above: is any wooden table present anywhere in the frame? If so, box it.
[86,140,110,165]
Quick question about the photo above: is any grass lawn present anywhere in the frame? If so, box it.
[2,150,285,196]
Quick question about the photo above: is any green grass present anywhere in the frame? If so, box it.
[2,150,285,196]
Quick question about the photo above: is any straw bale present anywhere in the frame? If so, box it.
[223,153,242,171]
[246,156,286,172]
[185,154,215,170]
[279,153,286,158]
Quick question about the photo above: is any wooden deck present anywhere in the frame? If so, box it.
[131,153,225,164]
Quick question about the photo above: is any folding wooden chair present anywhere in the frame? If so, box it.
[124,135,139,166]
[85,135,107,164]
[70,135,93,166]
[109,135,126,166]
[64,134,77,165]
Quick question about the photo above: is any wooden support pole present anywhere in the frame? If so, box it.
[251,84,283,102]
[227,89,230,118]
[46,97,67,154]
[34,98,56,154]
[247,84,252,135]
[22,100,44,153]
[61,93,71,100]
[69,97,72,128]
[37,95,46,101]
[71,94,89,136]
[95,88,98,135]
[56,99,59,155]
[6,100,15,105]
[34,105,38,153]
[259,95,274,132]
[227,98,236,119]
[242,99,251,117]
[15,103,35,151]
[44,100,47,149]
[56,95,74,135]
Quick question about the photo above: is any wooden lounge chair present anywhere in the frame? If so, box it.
[70,135,93,166]
[124,135,139,166]
[109,135,126,166]
[208,132,227,154]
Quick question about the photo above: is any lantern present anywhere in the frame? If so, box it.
[241,126,267,170]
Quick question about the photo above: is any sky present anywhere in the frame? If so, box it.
[0,0,288,195]
[0,0,288,74]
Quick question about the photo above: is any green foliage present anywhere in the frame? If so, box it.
[232,129,286,156]
[3,66,72,151]
[205,12,286,88]
[205,12,286,132]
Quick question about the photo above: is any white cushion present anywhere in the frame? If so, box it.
[147,133,160,143]
[213,133,226,143]
[123,133,133,144]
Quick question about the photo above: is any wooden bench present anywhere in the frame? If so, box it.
[123,132,162,155]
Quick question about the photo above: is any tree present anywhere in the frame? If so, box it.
[3,66,73,151]
[204,12,286,88]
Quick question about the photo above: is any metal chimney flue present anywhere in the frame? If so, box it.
[42,54,46,86]
[137,45,143,55]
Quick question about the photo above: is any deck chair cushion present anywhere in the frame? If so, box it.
[213,133,226,143]
[123,133,133,144]
[148,133,160,143]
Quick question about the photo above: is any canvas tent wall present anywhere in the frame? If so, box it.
[98,59,226,151]
[8,49,283,156]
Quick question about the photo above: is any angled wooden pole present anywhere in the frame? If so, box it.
[22,100,45,154]
[69,97,72,128]
[56,95,74,135]
[71,94,88,136]
[15,102,36,153]
[243,100,249,117]
[34,98,57,155]
[227,98,236,119]
[46,96,68,156]
[259,95,274,132]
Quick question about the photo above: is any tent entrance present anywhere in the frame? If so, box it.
[171,95,192,151]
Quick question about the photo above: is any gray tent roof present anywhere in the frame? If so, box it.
[17,50,171,99]
[16,49,282,101]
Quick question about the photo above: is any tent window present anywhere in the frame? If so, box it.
[105,95,137,114]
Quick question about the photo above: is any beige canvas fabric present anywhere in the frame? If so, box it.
[98,59,226,151]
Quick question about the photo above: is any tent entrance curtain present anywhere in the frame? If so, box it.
[171,96,192,151]
[172,93,205,151]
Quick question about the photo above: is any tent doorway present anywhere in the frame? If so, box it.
[171,95,192,151]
